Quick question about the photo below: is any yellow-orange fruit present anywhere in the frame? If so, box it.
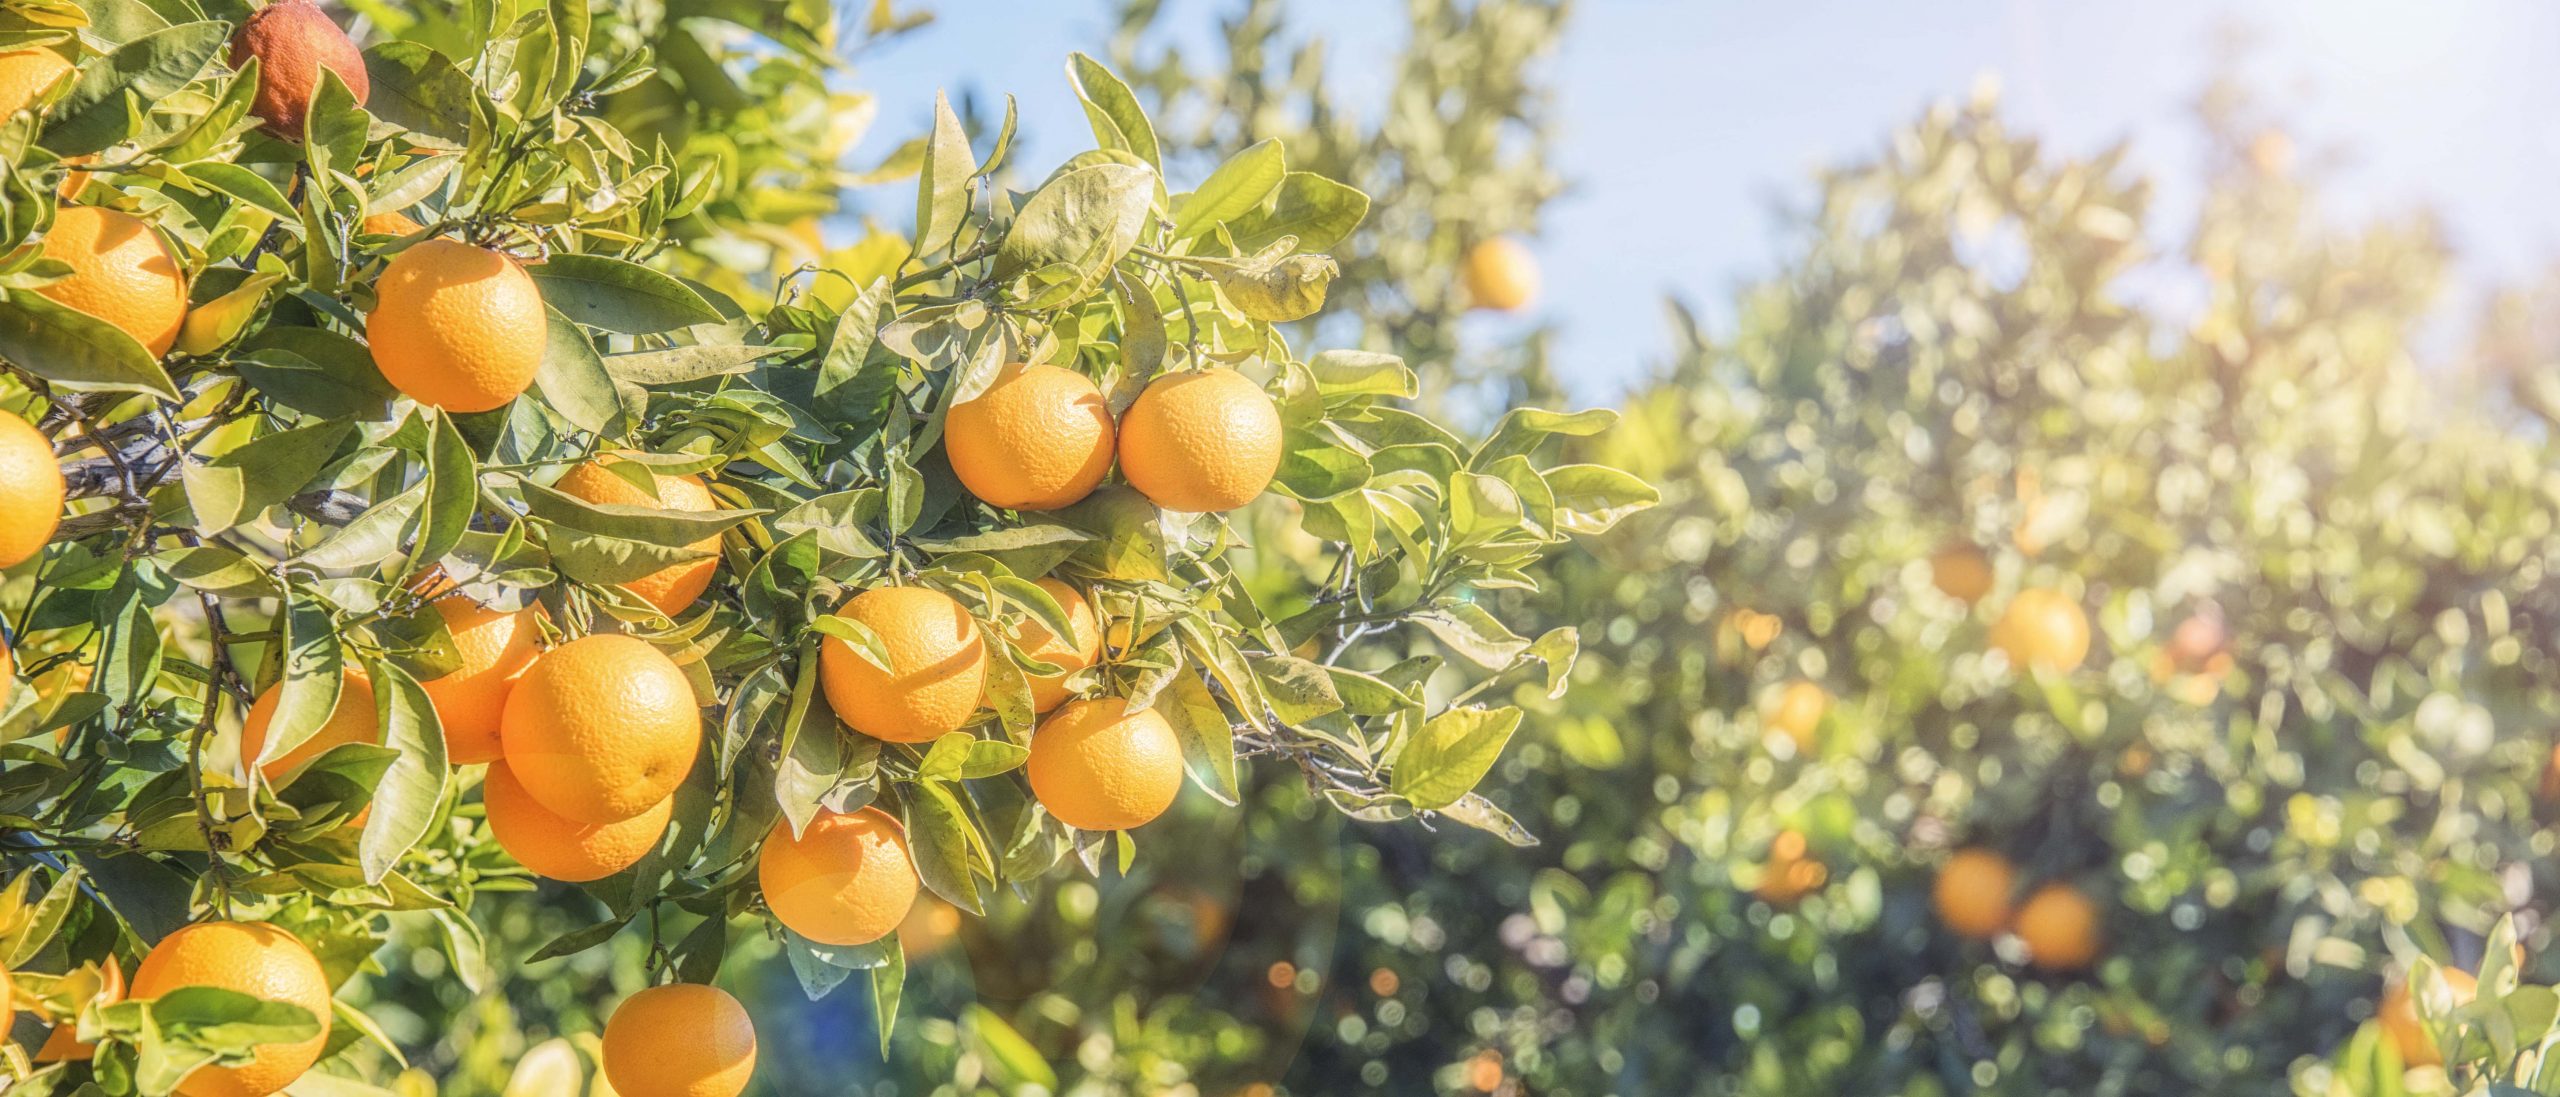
[1462,237,1540,312]
[1930,542,1993,604]
[229,0,368,138]
[129,921,333,1097]
[2164,610,2228,673]
[1932,848,2017,940]
[0,48,71,118]
[361,209,423,237]
[365,239,544,412]
[552,458,722,616]
[33,956,120,1062]
[1751,829,1827,906]
[945,362,1115,511]
[498,633,700,824]
[2013,882,2103,971]
[818,586,985,743]
[1013,578,1102,713]
[1026,698,1183,831]
[239,667,377,783]
[1116,369,1281,513]
[2381,967,2478,1067]
[899,899,963,960]
[1991,587,2090,673]
[1760,679,1828,752]
[0,410,59,570]
[757,806,920,947]
[602,983,757,1097]
[418,598,544,765]
[38,206,188,358]
[482,760,670,883]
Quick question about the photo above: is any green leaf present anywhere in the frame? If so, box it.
[1203,252,1337,322]
[1273,426,1372,502]
[870,937,906,1055]
[357,659,449,884]
[236,327,397,420]
[1413,601,1530,669]
[178,420,352,534]
[0,867,83,969]
[912,91,974,254]
[40,20,228,155]
[362,43,479,148]
[1543,464,1659,535]
[1156,670,1238,805]
[1226,172,1369,254]
[601,344,786,386]
[1306,349,1416,402]
[904,780,984,915]
[1474,407,1618,469]
[519,479,755,547]
[993,161,1157,307]
[1392,705,1522,810]
[1171,139,1284,242]
[1437,793,1539,847]
[0,292,179,400]
[1249,654,1343,724]
[1066,52,1159,171]
[529,255,722,335]
[411,411,478,575]
[532,306,623,435]
[256,593,346,772]
[183,163,298,221]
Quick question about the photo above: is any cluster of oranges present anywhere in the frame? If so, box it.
[0,0,1306,1088]
[1740,542,2111,976]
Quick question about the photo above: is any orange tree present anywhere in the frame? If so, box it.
[0,1,1649,1094]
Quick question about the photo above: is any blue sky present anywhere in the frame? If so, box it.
[846,1,2560,402]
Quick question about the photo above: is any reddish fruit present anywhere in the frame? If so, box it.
[230,0,369,139]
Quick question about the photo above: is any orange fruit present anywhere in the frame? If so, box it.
[417,597,544,765]
[229,0,368,138]
[498,633,700,823]
[1116,369,1281,513]
[38,206,188,358]
[1932,848,2017,939]
[756,806,920,947]
[1462,237,1539,312]
[361,209,423,237]
[1930,542,1993,604]
[482,760,670,883]
[2381,967,2478,1067]
[602,983,757,1097]
[1013,577,1102,713]
[553,457,722,616]
[818,586,985,743]
[1760,680,1827,752]
[1025,698,1183,831]
[33,956,120,1062]
[1722,608,1783,652]
[0,48,71,118]
[366,239,544,412]
[1751,829,1827,906]
[2013,882,2103,971]
[899,898,963,960]
[238,667,377,783]
[2164,610,2228,673]
[129,921,333,1097]
[945,362,1115,511]
[1990,587,2090,673]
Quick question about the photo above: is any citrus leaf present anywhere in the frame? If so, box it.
[1391,705,1522,810]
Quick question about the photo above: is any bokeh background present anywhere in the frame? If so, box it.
[357,2,2560,1094]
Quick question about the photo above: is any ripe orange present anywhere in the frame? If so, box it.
[1929,542,1993,604]
[482,760,670,883]
[0,48,71,118]
[38,206,188,358]
[366,239,544,412]
[129,921,333,1097]
[33,956,120,1062]
[1991,587,2090,673]
[229,0,368,138]
[417,597,543,765]
[1026,698,1183,831]
[1751,829,1827,906]
[2013,882,2103,971]
[2164,610,2228,673]
[1722,608,1783,652]
[1760,680,1828,752]
[361,209,423,237]
[498,633,700,823]
[1013,577,1102,713]
[1116,369,1282,513]
[1462,237,1539,312]
[239,667,378,783]
[1932,848,2017,939]
[601,983,758,1097]
[756,806,920,947]
[553,457,722,616]
[2381,967,2478,1067]
[945,362,1115,511]
[818,586,986,743]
